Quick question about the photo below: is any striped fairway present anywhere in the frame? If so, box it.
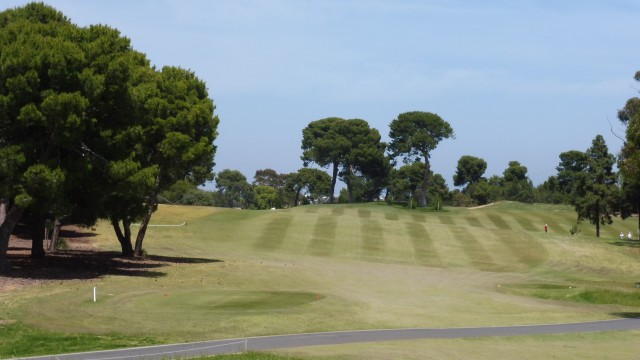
[8,200,640,355]
[244,202,552,272]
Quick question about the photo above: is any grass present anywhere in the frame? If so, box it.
[277,331,640,360]
[198,353,302,359]
[0,322,157,358]
[2,201,640,359]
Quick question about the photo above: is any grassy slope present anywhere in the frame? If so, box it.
[1,202,640,359]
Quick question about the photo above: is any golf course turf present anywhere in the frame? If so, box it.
[1,201,640,359]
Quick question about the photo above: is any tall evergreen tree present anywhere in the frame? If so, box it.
[574,135,618,238]
[618,70,640,238]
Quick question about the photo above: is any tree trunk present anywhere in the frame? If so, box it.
[636,203,640,240]
[0,205,25,273]
[293,187,301,207]
[329,161,339,204]
[134,204,154,257]
[111,218,134,257]
[134,175,161,257]
[346,165,354,203]
[0,200,6,226]
[31,214,46,258]
[595,203,600,238]
[420,156,430,207]
[48,217,62,252]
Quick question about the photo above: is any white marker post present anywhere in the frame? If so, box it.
[93,287,97,303]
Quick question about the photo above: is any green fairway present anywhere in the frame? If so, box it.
[2,202,640,358]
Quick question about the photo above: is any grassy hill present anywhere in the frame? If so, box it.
[1,202,640,359]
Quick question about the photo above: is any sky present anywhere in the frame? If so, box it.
[4,0,640,191]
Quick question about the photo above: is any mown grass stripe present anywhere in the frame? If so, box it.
[528,210,574,235]
[306,215,336,257]
[253,215,293,251]
[411,213,426,223]
[405,222,442,267]
[331,207,345,215]
[490,230,548,269]
[385,212,399,221]
[448,226,501,271]
[358,209,372,219]
[361,219,384,259]
[510,212,538,232]
[438,214,455,226]
[304,206,319,213]
[464,215,483,228]
[487,213,512,230]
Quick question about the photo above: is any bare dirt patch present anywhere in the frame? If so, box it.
[468,202,499,210]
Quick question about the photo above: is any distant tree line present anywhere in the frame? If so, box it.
[201,71,640,241]
[2,3,640,275]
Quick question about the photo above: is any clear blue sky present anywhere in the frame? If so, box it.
[5,0,640,190]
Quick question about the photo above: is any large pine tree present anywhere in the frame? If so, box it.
[574,135,618,237]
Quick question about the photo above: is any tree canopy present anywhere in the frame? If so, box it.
[574,135,618,237]
[301,117,387,203]
[388,111,454,207]
[0,3,218,270]
[618,70,640,237]
[453,155,487,188]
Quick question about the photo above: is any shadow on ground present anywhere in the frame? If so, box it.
[611,312,640,319]
[4,227,222,281]
[609,240,640,248]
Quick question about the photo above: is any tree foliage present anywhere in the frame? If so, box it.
[287,168,332,205]
[618,70,640,237]
[574,135,618,237]
[0,4,92,269]
[453,155,487,187]
[301,117,387,203]
[0,3,218,269]
[215,169,254,208]
[388,111,454,207]
[253,169,290,208]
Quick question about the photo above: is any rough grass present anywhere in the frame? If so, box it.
[2,202,640,358]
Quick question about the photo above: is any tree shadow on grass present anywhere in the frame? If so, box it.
[5,228,223,281]
[608,240,640,248]
[145,254,222,264]
[611,312,640,319]
[6,250,168,279]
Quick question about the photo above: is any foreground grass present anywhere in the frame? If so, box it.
[2,202,640,358]
[0,322,157,358]
[206,353,302,359]
[278,331,640,360]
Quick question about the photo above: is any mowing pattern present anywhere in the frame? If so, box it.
[307,215,337,257]
[254,215,293,251]
[405,222,442,267]
[243,203,554,272]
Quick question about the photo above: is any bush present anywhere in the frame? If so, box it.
[569,223,581,235]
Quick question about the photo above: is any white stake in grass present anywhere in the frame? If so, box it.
[93,287,97,303]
